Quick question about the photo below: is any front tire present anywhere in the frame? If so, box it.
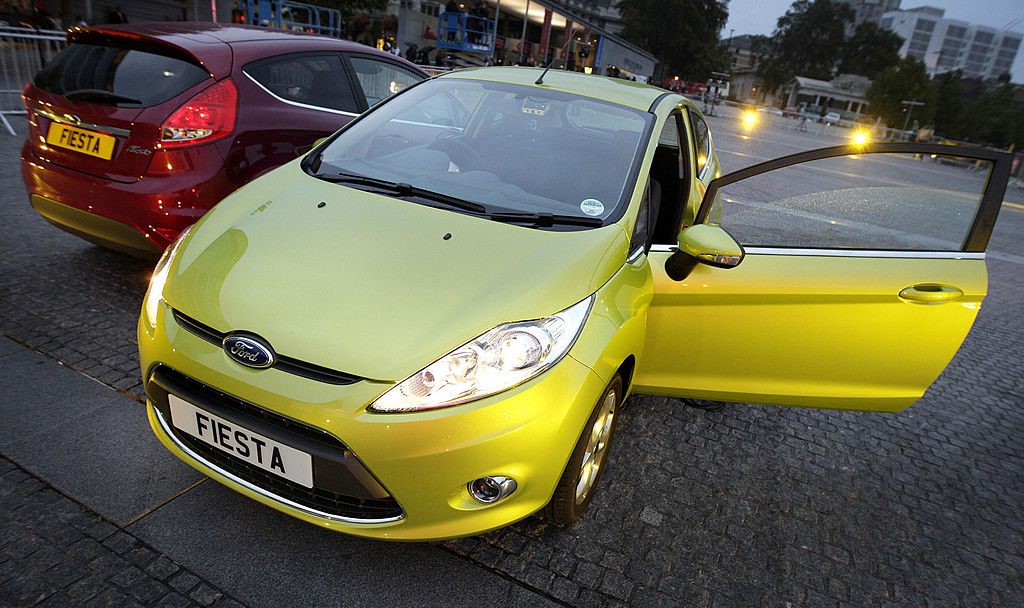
[546,374,623,525]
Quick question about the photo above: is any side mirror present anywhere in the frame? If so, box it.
[665,224,744,281]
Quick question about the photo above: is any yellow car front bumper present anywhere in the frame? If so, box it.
[140,301,607,540]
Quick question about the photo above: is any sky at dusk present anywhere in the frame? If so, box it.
[723,0,1024,82]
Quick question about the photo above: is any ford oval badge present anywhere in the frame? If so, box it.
[223,334,275,369]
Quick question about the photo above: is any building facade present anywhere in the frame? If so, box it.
[723,34,758,71]
[781,73,872,116]
[555,0,622,36]
[881,6,1022,80]
[722,34,761,102]
[392,0,653,79]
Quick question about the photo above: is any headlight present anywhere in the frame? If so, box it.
[143,226,191,327]
[369,296,594,413]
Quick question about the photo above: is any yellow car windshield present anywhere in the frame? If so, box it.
[315,78,652,224]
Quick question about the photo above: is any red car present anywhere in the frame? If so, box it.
[21,23,427,258]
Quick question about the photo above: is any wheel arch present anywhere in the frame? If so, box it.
[617,355,636,396]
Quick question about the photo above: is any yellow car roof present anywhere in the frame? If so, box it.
[437,66,668,111]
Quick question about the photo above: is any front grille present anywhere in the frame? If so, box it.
[176,434,404,521]
[172,309,364,386]
[149,366,403,522]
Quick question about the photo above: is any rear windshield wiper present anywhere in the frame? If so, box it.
[63,89,143,105]
[314,171,487,214]
[487,212,604,228]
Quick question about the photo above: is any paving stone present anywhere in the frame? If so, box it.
[599,570,635,602]
[639,506,663,527]
[126,579,170,604]
[167,571,201,595]
[123,547,157,568]
[109,566,146,588]
[188,582,223,607]
[80,588,144,608]
[550,576,581,603]
[66,574,114,602]
[0,457,246,608]
[152,592,193,608]
[145,556,181,581]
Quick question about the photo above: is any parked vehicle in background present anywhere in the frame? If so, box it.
[821,111,842,125]
[21,22,427,258]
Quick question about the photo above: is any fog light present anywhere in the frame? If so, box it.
[468,476,517,504]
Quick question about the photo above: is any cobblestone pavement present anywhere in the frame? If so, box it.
[2,113,1023,607]
[1,457,243,608]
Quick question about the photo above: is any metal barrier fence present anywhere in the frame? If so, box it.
[1,26,66,135]
[415,65,453,78]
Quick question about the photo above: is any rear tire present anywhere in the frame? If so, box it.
[546,374,623,525]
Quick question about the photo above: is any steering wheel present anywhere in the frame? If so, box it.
[429,136,478,171]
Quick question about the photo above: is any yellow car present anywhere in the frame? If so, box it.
[138,67,1013,540]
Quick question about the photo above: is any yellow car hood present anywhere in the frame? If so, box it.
[164,163,628,381]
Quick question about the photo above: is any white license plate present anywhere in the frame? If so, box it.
[168,394,314,488]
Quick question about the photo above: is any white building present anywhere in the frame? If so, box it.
[880,6,1022,80]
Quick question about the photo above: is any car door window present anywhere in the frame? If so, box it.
[706,149,997,251]
[347,56,422,107]
[649,112,688,245]
[244,53,360,114]
[688,109,711,178]
[628,179,651,259]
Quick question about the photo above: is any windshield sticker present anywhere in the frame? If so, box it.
[580,199,605,216]
[521,98,549,116]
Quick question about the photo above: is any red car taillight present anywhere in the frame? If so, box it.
[160,78,237,148]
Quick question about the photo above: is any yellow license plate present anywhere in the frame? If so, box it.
[46,123,116,160]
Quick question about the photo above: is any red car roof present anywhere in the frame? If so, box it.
[67,22,414,79]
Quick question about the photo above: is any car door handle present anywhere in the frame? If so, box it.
[898,284,964,303]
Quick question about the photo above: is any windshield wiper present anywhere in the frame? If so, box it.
[487,212,604,228]
[314,171,487,214]
[63,89,143,105]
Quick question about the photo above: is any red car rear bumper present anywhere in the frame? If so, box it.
[21,140,238,258]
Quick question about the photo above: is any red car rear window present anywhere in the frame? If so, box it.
[34,43,211,108]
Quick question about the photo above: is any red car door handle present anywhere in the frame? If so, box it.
[898,284,964,303]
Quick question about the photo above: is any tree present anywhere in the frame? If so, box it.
[925,72,1024,148]
[865,57,936,127]
[931,70,968,139]
[618,0,729,80]
[971,83,1024,147]
[756,0,854,93]
[839,22,903,78]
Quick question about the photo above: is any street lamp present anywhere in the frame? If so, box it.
[901,99,925,133]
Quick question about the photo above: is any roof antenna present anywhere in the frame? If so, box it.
[535,59,555,85]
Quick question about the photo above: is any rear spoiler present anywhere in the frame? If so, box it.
[67,27,230,78]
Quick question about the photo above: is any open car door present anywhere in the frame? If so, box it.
[635,143,1012,411]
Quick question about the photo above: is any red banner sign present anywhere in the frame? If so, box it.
[539,9,553,59]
